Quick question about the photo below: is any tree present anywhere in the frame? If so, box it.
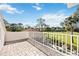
[51,27,56,32]
[3,19,11,31]
[3,19,9,26]
[10,23,17,31]
[61,13,79,43]
[45,26,51,32]
[5,22,24,32]
[3,19,24,31]
[18,23,23,27]
[17,23,24,31]
[60,22,65,30]
[36,18,46,31]
[60,6,79,43]
[24,25,31,29]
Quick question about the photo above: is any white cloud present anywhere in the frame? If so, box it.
[32,3,42,11]
[42,11,68,27]
[0,4,24,14]
[35,3,40,6]
[32,6,42,10]
[67,3,78,8]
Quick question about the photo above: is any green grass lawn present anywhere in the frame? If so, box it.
[44,32,79,50]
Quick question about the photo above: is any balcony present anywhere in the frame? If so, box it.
[0,31,79,56]
[0,31,62,56]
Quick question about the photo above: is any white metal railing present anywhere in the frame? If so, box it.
[30,32,79,56]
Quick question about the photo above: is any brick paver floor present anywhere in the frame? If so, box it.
[0,41,46,56]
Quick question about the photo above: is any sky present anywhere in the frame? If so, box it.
[0,3,78,27]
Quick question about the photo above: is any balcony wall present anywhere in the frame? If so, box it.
[5,32,29,42]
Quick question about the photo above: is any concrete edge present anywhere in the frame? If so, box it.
[27,38,67,56]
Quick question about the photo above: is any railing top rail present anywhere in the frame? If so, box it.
[44,32,79,37]
[30,31,79,37]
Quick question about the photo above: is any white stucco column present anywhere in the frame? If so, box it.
[0,13,6,49]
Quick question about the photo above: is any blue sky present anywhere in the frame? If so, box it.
[0,3,77,27]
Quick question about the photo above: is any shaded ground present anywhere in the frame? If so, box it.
[0,41,46,56]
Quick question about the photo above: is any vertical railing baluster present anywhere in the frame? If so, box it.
[54,34,55,45]
[56,34,58,46]
[56,34,57,49]
[70,35,72,55]
[43,32,44,45]
[33,32,34,39]
[62,35,63,52]
[33,32,35,46]
[57,34,58,46]
[53,34,54,45]
[48,32,49,44]
[66,34,68,53]
[58,34,59,47]
[55,34,56,46]
[46,33,47,45]
[77,36,78,55]
[57,34,59,50]
[46,32,48,45]
[59,35,61,47]
[56,34,57,46]
[59,34,60,47]
[60,34,62,49]
[57,35,59,47]
[52,34,53,44]
[51,34,52,44]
